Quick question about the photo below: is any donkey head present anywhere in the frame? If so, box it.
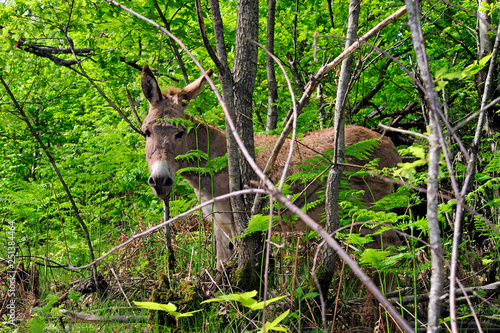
[141,65,213,199]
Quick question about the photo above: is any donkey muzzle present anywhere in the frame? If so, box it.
[148,160,174,199]
[148,175,173,198]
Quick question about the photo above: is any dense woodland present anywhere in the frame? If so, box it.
[1,0,500,332]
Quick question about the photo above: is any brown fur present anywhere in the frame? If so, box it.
[140,66,402,270]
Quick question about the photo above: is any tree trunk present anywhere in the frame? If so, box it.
[477,0,500,149]
[317,0,360,297]
[265,0,278,131]
[210,0,260,289]
[404,1,444,331]
[232,0,260,290]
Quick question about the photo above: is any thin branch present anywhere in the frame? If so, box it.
[250,40,296,214]
[262,5,408,184]
[152,0,189,84]
[102,2,413,330]
[67,188,266,270]
[449,14,500,332]
[0,74,100,289]
[126,88,142,126]
[378,124,430,140]
[195,0,222,71]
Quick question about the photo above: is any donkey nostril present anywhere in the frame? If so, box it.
[164,177,173,187]
[148,176,156,187]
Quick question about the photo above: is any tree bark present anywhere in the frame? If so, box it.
[477,0,500,149]
[317,0,360,298]
[265,0,278,131]
[404,1,444,331]
[209,0,260,289]
[232,0,260,289]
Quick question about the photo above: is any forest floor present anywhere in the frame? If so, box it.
[2,215,500,332]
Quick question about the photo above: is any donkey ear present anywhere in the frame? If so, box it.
[179,69,214,102]
[141,65,163,105]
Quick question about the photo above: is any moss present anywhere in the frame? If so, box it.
[306,264,334,297]
[166,249,176,271]
[147,275,202,331]
[234,262,260,291]
[176,280,201,305]
[147,274,176,329]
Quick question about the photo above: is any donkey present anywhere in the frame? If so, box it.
[140,65,402,270]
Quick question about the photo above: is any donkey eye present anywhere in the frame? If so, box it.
[175,130,185,140]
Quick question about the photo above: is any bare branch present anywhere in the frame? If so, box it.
[0,74,101,293]
[378,124,430,140]
[262,5,408,184]
[126,88,142,126]
[67,189,266,270]
[195,0,222,71]
[152,0,189,85]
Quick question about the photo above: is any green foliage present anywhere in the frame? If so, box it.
[434,54,492,91]
[239,214,276,238]
[157,117,195,133]
[134,301,202,318]
[1,0,500,330]
[202,290,286,311]
[360,249,402,270]
[259,310,290,333]
[484,149,500,173]
[25,294,61,333]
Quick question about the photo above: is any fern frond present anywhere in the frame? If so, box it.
[485,152,500,173]
[175,149,209,163]
[345,138,379,160]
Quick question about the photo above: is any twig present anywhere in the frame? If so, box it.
[110,268,136,316]
[50,182,73,281]
[126,88,142,126]
[0,73,101,294]
[103,2,413,330]
[448,15,500,333]
[67,188,266,270]
[195,0,222,71]
[249,40,297,216]
[261,194,274,330]
[378,124,430,140]
[61,309,145,323]
[404,2,447,331]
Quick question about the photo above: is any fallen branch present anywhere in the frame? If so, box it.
[61,310,146,324]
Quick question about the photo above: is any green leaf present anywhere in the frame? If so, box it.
[201,290,286,311]
[248,295,287,311]
[201,290,258,305]
[259,309,290,332]
[479,53,493,66]
[240,214,274,237]
[434,67,447,79]
[27,316,46,333]
[485,151,500,173]
[133,301,202,318]
[134,301,177,312]
[301,292,319,300]
[68,290,82,302]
